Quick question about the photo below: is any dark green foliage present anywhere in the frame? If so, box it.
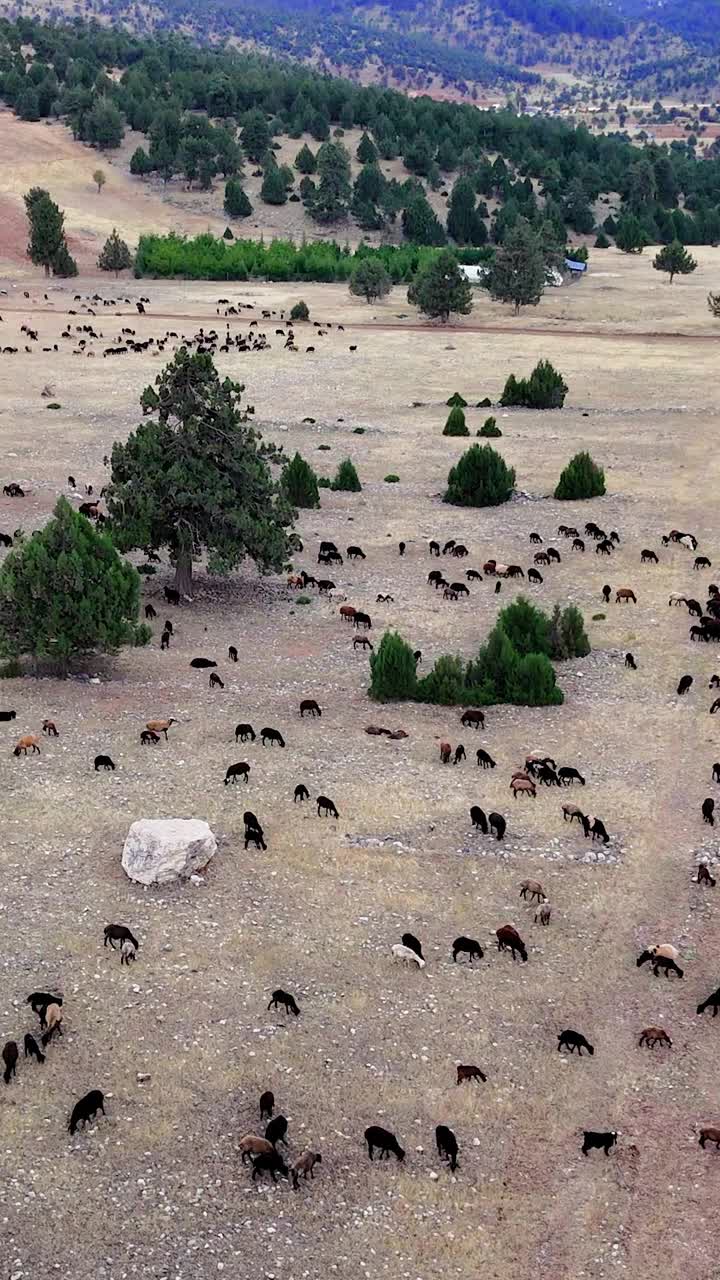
[17,85,40,121]
[349,258,392,303]
[261,160,288,205]
[652,240,697,282]
[708,292,720,318]
[223,226,234,240]
[356,132,377,165]
[85,96,124,149]
[615,213,647,253]
[49,241,78,278]
[98,228,133,275]
[443,406,469,436]
[555,451,606,499]
[224,177,252,218]
[384,474,400,482]
[446,392,467,407]
[307,140,351,223]
[130,147,152,177]
[241,108,271,162]
[282,452,320,508]
[487,218,546,313]
[476,396,492,408]
[415,654,467,705]
[514,652,564,705]
[24,188,68,277]
[290,300,309,321]
[369,630,418,701]
[407,249,472,322]
[499,360,568,410]
[402,192,446,246]
[331,458,361,492]
[478,416,501,436]
[447,176,487,246]
[444,443,515,508]
[0,497,146,673]
[496,597,551,657]
[594,231,610,248]
[549,603,590,659]
[105,349,296,594]
[294,143,316,174]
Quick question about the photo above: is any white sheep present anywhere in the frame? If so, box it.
[120,938,137,965]
[391,943,425,969]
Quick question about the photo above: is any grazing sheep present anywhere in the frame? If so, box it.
[697,986,720,1016]
[558,1029,594,1056]
[496,924,528,962]
[140,730,160,745]
[699,1128,720,1149]
[146,718,176,740]
[559,767,585,785]
[94,755,115,771]
[520,879,546,903]
[391,943,425,969]
[452,936,483,964]
[225,762,250,785]
[697,864,716,887]
[637,944,683,979]
[470,805,488,832]
[190,658,217,669]
[535,902,551,926]
[260,727,285,747]
[294,783,309,803]
[563,803,585,824]
[27,991,62,1023]
[41,1003,63,1045]
[251,1149,288,1182]
[235,723,256,742]
[489,812,506,840]
[439,741,452,764]
[639,1027,672,1048]
[104,924,139,951]
[23,1033,45,1063]
[364,1125,405,1161]
[401,932,424,961]
[317,795,339,818]
[456,1064,487,1085]
[300,699,321,717]
[2,1041,18,1083]
[268,989,300,1017]
[291,1151,322,1188]
[511,776,536,799]
[265,1115,288,1148]
[435,1124,459,1171]
[120,938,137,965]
[453,744,466,764]
[0,710,17,721]
[259,1090,274,1120]
[461,708,485,729]
[13,735,40,756]
[476,749,496,769]
[703,797,715,825]
[42,719,58,737]
[209,672,224,689]
[239,1134,274,1163]
[624,653,637,669]
[582,1130,616,1157]
[677,674,693,696]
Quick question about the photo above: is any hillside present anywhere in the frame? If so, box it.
[1,0,719,100]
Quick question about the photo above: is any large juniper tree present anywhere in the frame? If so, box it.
[106,349,296,595]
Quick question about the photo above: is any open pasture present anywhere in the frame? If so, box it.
[1,256,720,1279]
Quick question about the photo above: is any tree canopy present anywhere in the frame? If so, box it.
[407,249,472,322]
[487,218,546,313]
[106,349,296,594]
[98,228,133,275]
[652,240,697,282]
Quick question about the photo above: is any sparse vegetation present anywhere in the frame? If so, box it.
[500,360,568,410]
[555,451,606,499]
[331,458,361,492]
[444,443,515,507]
[282,452,320,509]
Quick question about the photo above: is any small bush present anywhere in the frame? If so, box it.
[592,612,606,621]
[550,603,591,658]
[478,415,501,437]
[353,427,365,434]
[476,397,492,408]
[318,476,332,488]
[296,595,311,604]
[416,653,468,705]
[384,474,400,483]
[46,402,61,409]
[317,444,331,451]
[594,231,610,248]
[290,300,310,322]
[369,630,418,701]
[555,451,606,500]
[282,451,320,508]
[0,658,22,679]
[137,564,157,575]
[499,360,568,410]
[332,458,361,492]
[443,405,469,437]
[446,391,468,407]
[444,443,515,508]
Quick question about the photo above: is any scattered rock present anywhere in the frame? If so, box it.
[121,818,217,886]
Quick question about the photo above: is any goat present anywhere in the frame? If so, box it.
[461,708,485,729]
[558,1029,594,1056]
[209,672,224,689]
[489,812,506,840]
[27,992,62,1023]
[260,727,285,747]
[470,805,488,832]
[677,674,693,696]
[391,943,425,968]
[697,987,720,1017]
[439,742,452,764]
[456,1064,487,1085]
[435,1124,458,1171]
[496,924,527,962]
[23,1032,45,1063]
[250,1149,289,1181]
[616,588,637,603]
[639,1027,672,1048]
[268,989,299,1017]
[104,924,139,951]
[291,1151,322,1188]
[637,944,683,979]
[364,1125,405,1161]
[94,755,115,771]
[703,797,715,825]
[13,735,40,756]
[2,1041,18,1083]
[582,1130,616,1157]
[454,744,466,764]
[511,777,536,798]
[229,645,238,662]
[520,879,545,903]
[452,936,483,964]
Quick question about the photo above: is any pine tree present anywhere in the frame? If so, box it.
[401,191,446,246]
[51,241,78,277]
[105,349,296,595]
[369,630,418,701]
[130,146,152,177]
[407,249,472,322]
[446,392,467,407]
[615,213,647,253]
[553,604,590,658]
[478,416,501,437]
[294,143,316,174]
[0,496,147,675]
[562,178,595,234]
[415,654,467,705]
[241,108,271,162]
[500,360,567,410]
[487,218,546,313]
[513,652,563,706]
[224,177,252,218]
[594,231,610,248]
[93,168,106,195]
[652,240,697,283]
[331,458,361,492]
[349,258,392,303]
[261,160,287,205]
[98,228,133,276]
[308,141,351,223]
[290,300,309,322]
[554,451,605,499]
[447,176,486,246]
[497,596,552,657]
[282,452,320,508]
[356,132,378,165]
[708,291,720,318]
[86,97,124,149]
[444,443,515,507]
[443,406,469,436]
[24,188,66,276]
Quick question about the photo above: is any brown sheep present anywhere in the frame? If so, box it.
[42,719,59,737]
[615,588,637,604]
[699,1127,720,1149]
[535,902,551,926]
[146,718,176,740]
[339,605,356,623]
[520,879,546,903]
[13,735,40,756]
[638,1027,672,1048]
[41,1002,63,1046]
[456,1064,487,1085]
[290,1151,322,1188]
[239,1134,274,1164]
[511,777,536,798]
[562,803,585,824]
[439,741,451,764]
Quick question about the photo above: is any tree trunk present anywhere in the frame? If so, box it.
[174,547,193,595]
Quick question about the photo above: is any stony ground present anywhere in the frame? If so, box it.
[1,252,720,1280]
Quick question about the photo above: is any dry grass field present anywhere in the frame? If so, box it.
[1,247,720,1280]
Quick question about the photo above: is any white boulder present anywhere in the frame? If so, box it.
[121,818,217,886]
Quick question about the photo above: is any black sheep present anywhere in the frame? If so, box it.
[68,1089,105,1134]
[435,1124,459,1171]
[557,1029,594,1056]
[2,1040,18,1083]
[24,1033,45,1063]
[268,989,300,1017]
[364,1125,405,1161]
[265,1115,289,1147]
